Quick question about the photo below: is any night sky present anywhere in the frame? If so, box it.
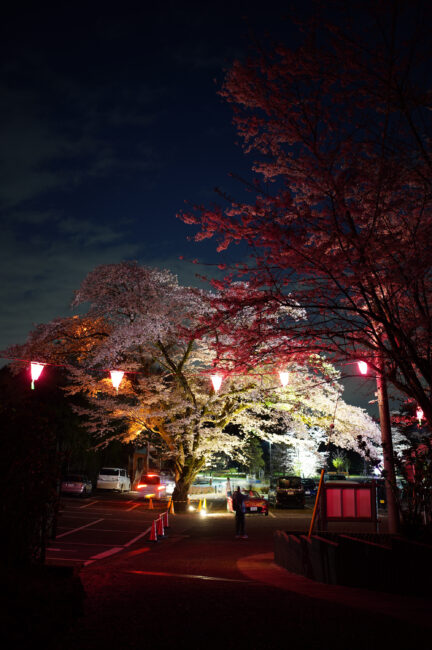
[0,1,378,411]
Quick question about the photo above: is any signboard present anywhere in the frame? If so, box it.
[322,481,377,522]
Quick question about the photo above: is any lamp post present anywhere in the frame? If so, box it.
[358,357,400,534]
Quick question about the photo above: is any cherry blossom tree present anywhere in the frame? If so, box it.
[180,0,432,426]
[5,262,381,510]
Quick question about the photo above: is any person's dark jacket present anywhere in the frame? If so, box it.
[232,490,246,513]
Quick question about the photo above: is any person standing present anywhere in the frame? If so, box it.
[232,486,247,539]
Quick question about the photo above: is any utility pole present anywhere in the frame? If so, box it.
[376,356,400,534]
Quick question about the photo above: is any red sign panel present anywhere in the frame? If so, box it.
[324,483,376,522]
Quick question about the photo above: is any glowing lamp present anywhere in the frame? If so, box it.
[211,374,222,392]
[110,370,124,392]
[30,362,44,390]
[357,361,368,375]
[279,371,289,387]
[416,407,424,425]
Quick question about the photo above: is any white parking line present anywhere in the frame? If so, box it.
[82,525,152,566]
[126,503,142,512]
[56,518,104,538]
[90,547,124,560]
[123,526,152,547]
[78,500,99,509]
[269,511,276,518]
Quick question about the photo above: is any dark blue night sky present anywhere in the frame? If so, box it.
[0,0,379,410]
[1,1,296,344]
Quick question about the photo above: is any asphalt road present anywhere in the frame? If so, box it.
[52,498,429,650]
[11,491,422,650]
[48,492,317,566]
[47,493,164,566]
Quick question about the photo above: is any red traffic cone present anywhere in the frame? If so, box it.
[163,510,169,528]
[157,515,165,538]
[149,519,158,542]
[148,497,154,509]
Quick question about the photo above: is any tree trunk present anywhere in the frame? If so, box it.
[172,478,191,513]
[172,455,205,513]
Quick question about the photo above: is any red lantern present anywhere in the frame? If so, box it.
[357,361,368,375]
[211,374,222,392]
[30,362,44,389]
[416,407,424,426]
[110,370,124,392]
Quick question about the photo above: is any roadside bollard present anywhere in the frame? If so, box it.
[149,519,158,542]
[163,510,169,528]
[157,515,165,538]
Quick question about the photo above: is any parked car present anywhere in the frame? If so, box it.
[268,476,305,509]
[136,473,167,499]
[301,478,318,498]
[61,474,93,497]
[243,490,269,515]
[96,467,131,492]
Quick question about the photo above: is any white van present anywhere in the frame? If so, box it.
[97,467,131,492]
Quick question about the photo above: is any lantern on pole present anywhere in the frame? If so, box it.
[416,407,424,426]
[211,373,222,393]
[110,370,124,392]
[279,370,289,387]
[357,361,368,375]
[30,362,45,390]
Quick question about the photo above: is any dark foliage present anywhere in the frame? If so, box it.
[0,365,87,566]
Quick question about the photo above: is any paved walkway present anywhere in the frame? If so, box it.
[58,512,428,650]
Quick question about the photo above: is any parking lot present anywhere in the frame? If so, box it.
[47,492,315,566]
[47,493,169,566]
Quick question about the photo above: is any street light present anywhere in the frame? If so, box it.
[211,373,222,392]
[30,361,44,389]
[416,407,424,426]
[110,370,124,392]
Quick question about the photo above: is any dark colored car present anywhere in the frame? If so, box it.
[268,476,305,509]
[243,491,269,515]
[301,478,318,498]
[61,474,93,497]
